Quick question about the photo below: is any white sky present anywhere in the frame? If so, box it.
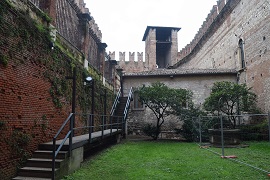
[85,0,218,59]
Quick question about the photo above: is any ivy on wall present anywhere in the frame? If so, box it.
[0,0,114,113]
[0,0,115,176]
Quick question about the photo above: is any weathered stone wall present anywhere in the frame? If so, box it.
[110,51,146,73]
[175,0,270,111]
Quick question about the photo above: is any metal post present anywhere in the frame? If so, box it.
[91,80,94,132]
[117,116,119,131]
[89,114,92,143]
[220,115,225,157]
[199,115,202,145]
[71,68,76,137]
[69,114,73,153]
[268,112,270,143]
[52,139,56,180]
[102,115,104,138]
[104,89,107,129]
[110,116,112,135]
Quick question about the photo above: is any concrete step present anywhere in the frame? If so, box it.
[13,176,51,180]
[32,150,68,159]
[17,167,56,178]
[38,143,69,151]
[25,158,63,168]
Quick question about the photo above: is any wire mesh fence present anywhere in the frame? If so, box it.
[184,113,270,176]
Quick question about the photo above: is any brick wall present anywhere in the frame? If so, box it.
[0,1,112,179]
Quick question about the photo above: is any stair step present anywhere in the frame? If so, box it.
[33,150,68,159]
[26,158,63,168]
[17,167,56,178]
[38,143,69,151]
[13,176,51,180]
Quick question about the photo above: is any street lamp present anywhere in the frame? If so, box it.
[85,76,94,116]
[85,76,94,139]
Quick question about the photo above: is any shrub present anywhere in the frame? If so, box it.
[239,120,269,141]
[142,124,159,139]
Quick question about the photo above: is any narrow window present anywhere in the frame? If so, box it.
[239,39,245,68]
[133,90,144,110]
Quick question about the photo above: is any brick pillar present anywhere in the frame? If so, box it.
[145,28,156,71]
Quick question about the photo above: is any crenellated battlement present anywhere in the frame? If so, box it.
[109,51,144,62]
[73,0,102,40]
[89,18,102,40]
[177,0,227,62]
[109,51,148,73]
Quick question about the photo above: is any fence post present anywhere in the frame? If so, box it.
[102,115,104,139]
[220,115,225,157]
[199,115,202,145]
[268,112,270,143]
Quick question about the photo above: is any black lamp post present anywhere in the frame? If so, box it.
[66,67,77,137]
[85,76,94,135]
[100,89,107,130]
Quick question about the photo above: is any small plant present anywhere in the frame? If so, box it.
[6,130,31,168]
[41,114,48,130]
[0,121,5,129]
[0,53,8,67]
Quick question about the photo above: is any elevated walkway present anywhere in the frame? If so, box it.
[13,87,133,179]
[13,129,122,180]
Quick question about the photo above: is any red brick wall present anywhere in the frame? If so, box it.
[0,1,102,179]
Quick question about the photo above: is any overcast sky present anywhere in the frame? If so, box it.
[85,0,218,59]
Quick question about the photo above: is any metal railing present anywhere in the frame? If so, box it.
[51,113,124,179]
[52,113,74,180]
[110,87,122,116]
[86,114,124,143]
[122,87,133,137]
[123,87,133,121]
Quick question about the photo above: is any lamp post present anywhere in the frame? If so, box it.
[66,67,77,137]
[100,89,107,131]
[85,76,94,138]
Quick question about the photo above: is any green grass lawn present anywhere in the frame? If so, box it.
[63,140,270,180]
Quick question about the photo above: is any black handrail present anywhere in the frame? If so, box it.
[52,113,74,180]
[110,87,122,116]
[51,112,125,179]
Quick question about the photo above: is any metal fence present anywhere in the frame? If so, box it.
[191,113,270,147]
[183,113,270,176]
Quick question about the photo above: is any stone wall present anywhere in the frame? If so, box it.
[109,51,146,73]
[123,70,237,135]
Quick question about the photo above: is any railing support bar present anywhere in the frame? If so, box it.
[89,114,92,143]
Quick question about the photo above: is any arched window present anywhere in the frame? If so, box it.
[239,39,245,68]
